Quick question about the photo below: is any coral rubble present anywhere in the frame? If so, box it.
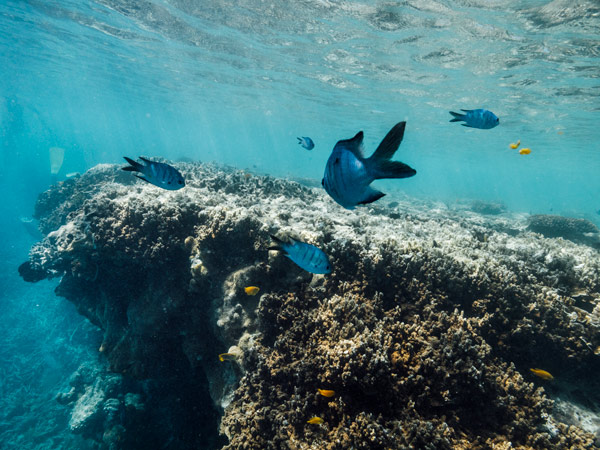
[20,162,600,449]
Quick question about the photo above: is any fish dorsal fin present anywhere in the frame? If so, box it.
[333,131,365,158]
[370,122,405,161]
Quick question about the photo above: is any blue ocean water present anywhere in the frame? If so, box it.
[1,0,599,218]
[0,0,599,448]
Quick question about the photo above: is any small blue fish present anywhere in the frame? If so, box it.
[269,234,331,274]
[449,109,499,129]
[322,122,416,210]
[297,136,315,150]
[122,157,185,190]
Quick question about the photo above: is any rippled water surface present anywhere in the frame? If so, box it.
[1,0,599,216]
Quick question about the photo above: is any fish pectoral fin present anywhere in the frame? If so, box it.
[460,123,474,127]
[134,175,152,184]
[358,187,386,205]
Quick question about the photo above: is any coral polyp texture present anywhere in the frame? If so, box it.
[20,162,600,449]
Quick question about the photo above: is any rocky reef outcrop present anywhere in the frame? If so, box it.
[527,214,600,248]
[20,162,600,449]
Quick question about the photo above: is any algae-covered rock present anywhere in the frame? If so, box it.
[21,162,600,449]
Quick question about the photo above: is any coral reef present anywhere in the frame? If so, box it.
[470,199,507,215]
[527,214,600,248]
[20,162,600,449]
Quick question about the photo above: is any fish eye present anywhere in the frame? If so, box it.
[179,180,183,184]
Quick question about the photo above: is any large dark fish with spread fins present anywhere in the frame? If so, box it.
[322,122,416,209]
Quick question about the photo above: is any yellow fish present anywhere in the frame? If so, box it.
[218,353,237,362]
[519,148,531,155]
[509,140,520,149]
[307,417,324,425]
[530,368,554,380]
[317,389,335,398]
[244,286,260,296]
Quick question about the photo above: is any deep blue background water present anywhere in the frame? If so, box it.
[0,0,598,447]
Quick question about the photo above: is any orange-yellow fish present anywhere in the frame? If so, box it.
[244,286,260,296]
[509,140,520,149]
[530,368,553,380]
[317,389,335,398]
[218,353,237,362]
[307,417,324,424]
[519,148,531,155]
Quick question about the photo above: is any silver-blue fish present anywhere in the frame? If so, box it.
[122,157,185,190]
[449,109,499,129]
[297,136,315,150]
[269,234,331,274]
[322,122,416,210]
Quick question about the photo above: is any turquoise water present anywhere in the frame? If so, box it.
[2,0,599,218]
[0,1,599,447]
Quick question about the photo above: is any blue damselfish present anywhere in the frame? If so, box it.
[269,234,331,274]
[122,156,185,190]
[322,122,416,209]
[449,109,499,129]
[297,136,315,150]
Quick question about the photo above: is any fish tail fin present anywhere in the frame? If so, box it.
[449,111,465,122]
[122,156,143,172]
[371,160,417,179]
[366,122,415,180]
[297,137,302,143]
[268,234,286,253]
[370,122,405,161]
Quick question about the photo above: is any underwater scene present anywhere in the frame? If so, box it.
[2,1,600,449]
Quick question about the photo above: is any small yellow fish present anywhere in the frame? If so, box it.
[509,140,520,149]
[530,368,554,380]
[519,148,531,155]
[307,417,324,425]
[317,389,335,398]
[218,353,237,362]
[244,286,260,296]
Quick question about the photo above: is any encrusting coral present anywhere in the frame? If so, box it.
[20,162,600,449]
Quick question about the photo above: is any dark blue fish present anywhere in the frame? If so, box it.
[322,122,416,210]
[269,234,331,274]
[297,136,315,150]
[122,157,185,190]
[449,109,499,129]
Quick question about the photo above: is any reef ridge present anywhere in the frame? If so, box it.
[19,162,600,449]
